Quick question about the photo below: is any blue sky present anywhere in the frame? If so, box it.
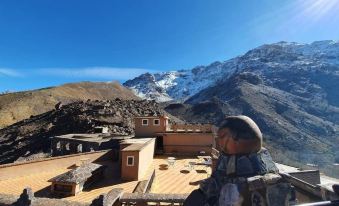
[1,0,339,92]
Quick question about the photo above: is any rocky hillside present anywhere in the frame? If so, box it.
[0,99,167,164]
[124,40,339,103]
[166,72,339,161]
[0,81,138,128]
[126,40,339,177]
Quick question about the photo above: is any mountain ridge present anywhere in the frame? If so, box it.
[0,81,139,128]
[125,40,339,177]
[124,40,339,102]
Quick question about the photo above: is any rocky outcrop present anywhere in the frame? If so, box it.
[0,99,166,164]
[0,81,139,128]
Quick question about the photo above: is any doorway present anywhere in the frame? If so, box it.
[156,136,164,154]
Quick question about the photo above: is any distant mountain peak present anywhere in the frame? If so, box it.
[124,40,339,102]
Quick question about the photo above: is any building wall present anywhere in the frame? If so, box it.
[51,182,77,196]
[51,138,101,156]
[121,151,139,181]
[163,133,214,154]
[75,184,82,195]
[119,143,130,164]
[138,139,155,178]
[134,116,167,137]
[0,150,113,181]
[121,139,155,181]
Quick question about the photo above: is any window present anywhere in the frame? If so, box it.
[142,119,148,126]
[127,156,134,166]
[153,119,160,126]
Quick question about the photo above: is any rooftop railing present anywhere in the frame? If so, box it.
[167,124,212,133]
[120,193,188,206]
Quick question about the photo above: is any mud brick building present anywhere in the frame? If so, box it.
[50,133,132,157]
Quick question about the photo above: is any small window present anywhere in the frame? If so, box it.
[142,119,148,126]
[153,119,160,126]
[127,156,134,166]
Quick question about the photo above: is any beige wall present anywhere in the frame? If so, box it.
[121,151,139,181]
[164,145,213,154]
[134,117,167,137]
[0,150,113,181]
[121,139,155,181]
[163,133,214,154]
[119,143,131,164]
[138,139,155,178]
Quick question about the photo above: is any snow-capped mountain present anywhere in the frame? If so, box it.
[124,40,339,177]
[124,60,239,102]
[124,40,339,102]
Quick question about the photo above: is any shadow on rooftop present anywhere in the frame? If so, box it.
[180,169,190,174]
[34,185,52,198]
[195,169,207,174]
[159,164,169,170]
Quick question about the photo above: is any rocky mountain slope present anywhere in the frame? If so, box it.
[0,81,138,128]
[0,99,168,164]
[126,40,339,177]
[124,40,339,102]
[124,60,238,102]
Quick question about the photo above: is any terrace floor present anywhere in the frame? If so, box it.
[151,155,211,194]
[0,155,211,203]
[0,161,144,203]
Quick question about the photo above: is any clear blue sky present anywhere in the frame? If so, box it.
[1,0,339,92]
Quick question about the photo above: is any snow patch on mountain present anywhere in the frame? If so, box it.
[124,60,239,102]
[123,40,339,102]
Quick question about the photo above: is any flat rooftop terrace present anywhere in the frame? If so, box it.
[0,151,338,205]
[0,154,209,203]
[0,161,144,203]
[151,155,211,194]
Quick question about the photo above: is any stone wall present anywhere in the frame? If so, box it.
[51,137,100,156]
[50,137,121,157]
[289,170,321,186]
[0,188,88,206]
[0,187,124,206]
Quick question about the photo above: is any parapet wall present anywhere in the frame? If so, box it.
[163,133,214,154]
[289,170,321,186]
[168,124,213,133]
[0,150,114,181]
[0,187,122,206]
